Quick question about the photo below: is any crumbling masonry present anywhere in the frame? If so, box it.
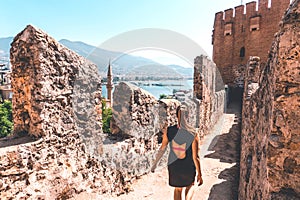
[240,1,300,199]
[0,25,127,199]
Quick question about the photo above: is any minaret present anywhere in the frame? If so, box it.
[106,60,114,107]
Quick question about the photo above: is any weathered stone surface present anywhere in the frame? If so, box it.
[194,55,225,137]
[240,2,300,199]
[111,82,159,139]
[158,99,181,128]
[102,92,182,179]
[10,25,103,158]
[269,1,300,197]
[0,25,129,199]
[240,56,270,200]
[101,134,165,177]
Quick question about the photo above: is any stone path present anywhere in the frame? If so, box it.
[74,103,242,200]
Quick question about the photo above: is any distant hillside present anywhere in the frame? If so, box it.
[0,37,13,54]
[0,37,13,66]
[59,39,160,75]
[0,37,193,78]
[167,64,193,77]
[126,64,183,79]
[59,40,193,78]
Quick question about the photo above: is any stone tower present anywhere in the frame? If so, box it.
[212,0,290,88]
[106,60,114,107]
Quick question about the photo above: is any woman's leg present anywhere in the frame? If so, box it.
[185,184,195,200]
[174,187,183,200]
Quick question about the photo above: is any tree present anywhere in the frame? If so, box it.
[101,99,112,133]
[0,100,13,137]
[159,94,167,100]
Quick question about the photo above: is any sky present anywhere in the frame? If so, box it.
[1,0,256,67]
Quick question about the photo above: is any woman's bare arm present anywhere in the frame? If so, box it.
[151,127,169,172]
[192,136,203,186]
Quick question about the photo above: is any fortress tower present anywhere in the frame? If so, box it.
[212,0,290,88]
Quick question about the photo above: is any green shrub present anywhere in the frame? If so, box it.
[159,94,167,100]
[0,100,13,137]
[101,99,112,133]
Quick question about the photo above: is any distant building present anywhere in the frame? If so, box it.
[0,63,12,101]
[174,89,193,102]
[105,61,114,108]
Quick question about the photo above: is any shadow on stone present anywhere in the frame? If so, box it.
[271,188,300,200]
[207,164,240,200]
[0,131,39,148]
[205,122,241,163]
[205,102,241,200]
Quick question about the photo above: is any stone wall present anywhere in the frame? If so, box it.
[194,55,225,137]
[240,2,300,199]
[0,25,129,199]
[111,82,159,139]
[100,131,169,178]
[269,2,300,198]
[159,99,181,128]
[10,25,102,157]
[107,83,184,177]
[240,57,270,200]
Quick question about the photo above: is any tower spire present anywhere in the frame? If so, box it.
[107,59,112,77]
[106,59,114,107]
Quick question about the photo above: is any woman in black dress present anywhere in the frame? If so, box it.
[151,105,203,200]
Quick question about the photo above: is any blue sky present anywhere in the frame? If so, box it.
[1,0,255,65]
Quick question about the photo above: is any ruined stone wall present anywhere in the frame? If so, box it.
[240,57,270,200]
[210,91,225,127]
[194,55,225,137]
[111,82,159,138]
[213,0,290,87]
[269,2,300,198]
[106,82,174,176]
[101,135,162,177]
[240,2,300,199]
[0,25,129,199]
[159,99,181,128]
[10,25,103,156]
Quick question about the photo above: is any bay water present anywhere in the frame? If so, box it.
[102,79,193,99]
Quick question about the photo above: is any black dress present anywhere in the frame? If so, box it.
[167,125,196,187]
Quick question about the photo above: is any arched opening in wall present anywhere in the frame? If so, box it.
[240,47,245,58]
[228,86,244,109]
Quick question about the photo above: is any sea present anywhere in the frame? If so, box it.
[102,79,193,99]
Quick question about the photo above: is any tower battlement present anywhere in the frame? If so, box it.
[212,0,290,87]
[215,0,289,21]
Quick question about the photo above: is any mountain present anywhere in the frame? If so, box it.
[126,63,183,78]
[59,40,193,78]
[0,37,193,78]
[59,39,161,75]
[0,37,13,54]
[0,37,13,67]
[167,64,193,78]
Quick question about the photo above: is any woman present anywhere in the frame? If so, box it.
[151,105,203,200]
